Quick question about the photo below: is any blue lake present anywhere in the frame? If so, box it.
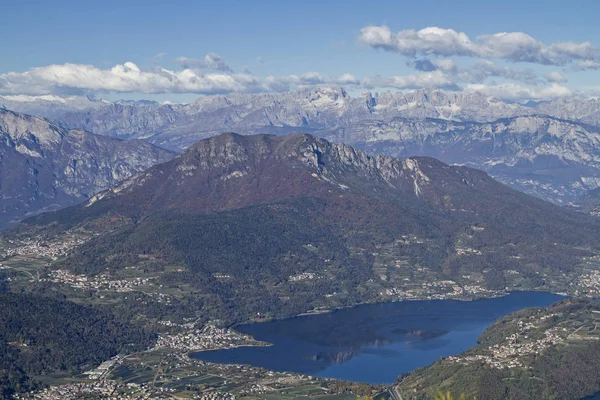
[192,291,564,384]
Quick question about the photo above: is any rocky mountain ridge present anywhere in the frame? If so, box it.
[0,109,174,228]
[5,87,600,203]
[324,114,600,203]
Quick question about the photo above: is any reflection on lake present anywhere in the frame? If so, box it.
[192,291,563,384]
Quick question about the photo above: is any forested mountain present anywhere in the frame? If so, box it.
[19,132,600,323]
[0,109,174,228]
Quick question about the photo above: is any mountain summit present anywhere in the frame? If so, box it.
[9,88,600,203]
[26,132,600,322]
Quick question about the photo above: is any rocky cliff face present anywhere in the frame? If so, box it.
[0,94,106,120]
[87,133,452,216]
[38,88,535,149]
[0,109,174,227]
[86,132,496,217]
[324,115,600,203]
[5,87,600,203]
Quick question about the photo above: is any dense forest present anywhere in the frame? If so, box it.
[40,187,598,325]
[0,292,155,398]
[55,198,379,323]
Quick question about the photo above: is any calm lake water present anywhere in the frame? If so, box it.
[192,291,564,384]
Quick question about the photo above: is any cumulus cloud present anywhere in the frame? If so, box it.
[0,62,259,95]
[359,26,600,67]
[175,52,232,72]
[463,60,540,85]
[0,62,364,96]
[578,60,600,70]
[362,70,459,91]
[545,71,568,83]
[360,26,476,57]
[466,83,572,101]
[434,59,457,73]
[406,58,540,85]
[0,61,577,102]
[266,70,458,92]
[263,72,360,92]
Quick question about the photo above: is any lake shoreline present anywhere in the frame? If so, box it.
[193,291,566,385]
[233,288,574,329]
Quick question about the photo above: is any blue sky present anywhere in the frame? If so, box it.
[2,0,600,102]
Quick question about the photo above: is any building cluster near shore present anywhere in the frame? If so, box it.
[447,329,564,370]
[446,312,600,370]
[574,270,600,296]
[155,324,268,352]
[382,280,498,301]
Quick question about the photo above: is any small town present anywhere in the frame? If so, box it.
[447,328,565,369]
[574,270,600,296]
[46,269,158,292]
[1,234,91,260]
[445,312,595,370]
[16,348,346,400]
[16,380,236,400]
[154,324,269,352]
[381,280,501,301]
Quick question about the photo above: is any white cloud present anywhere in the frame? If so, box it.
[464,60,540,84]
[175,53,232,72]
[0,63,365,96]
[477,32,546,63]
[336,73,360,85]
[545,71,568,83]
[0,61,576,102]
[362,70,458,90]
[406,58,539,85]
[578,60,600,70]
[360,26,476,57]
[359,26,600,66]
[0,62,260,95]
[434,59,457,73]
[264,72,360,92]
[466,83,572,101]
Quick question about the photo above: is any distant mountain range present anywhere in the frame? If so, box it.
[22,133,600,323]
[0,109,174,228]
[4,88,600,204]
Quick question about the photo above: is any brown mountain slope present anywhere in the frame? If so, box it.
[16,132,600,322]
